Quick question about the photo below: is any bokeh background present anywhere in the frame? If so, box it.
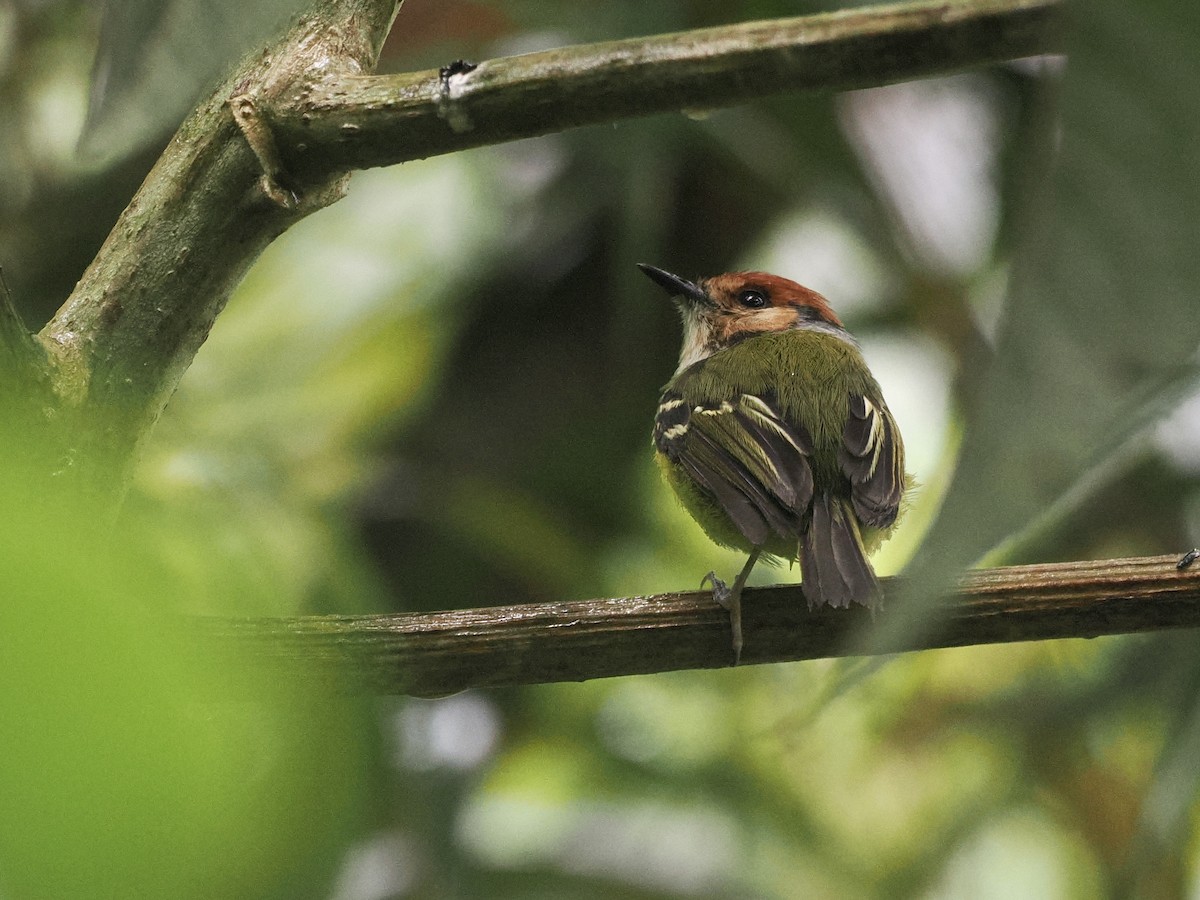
[3,0,1200,896]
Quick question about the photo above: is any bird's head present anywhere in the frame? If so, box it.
[638,264,849,373]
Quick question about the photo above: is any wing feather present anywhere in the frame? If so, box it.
[838,394,904,528]
[655,389,814,547]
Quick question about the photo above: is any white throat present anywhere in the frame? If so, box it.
[674,305,714,375]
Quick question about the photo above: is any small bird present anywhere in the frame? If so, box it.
[640,264,905,663]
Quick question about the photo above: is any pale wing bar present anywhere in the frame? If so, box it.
[838,394,903,529]
[655,390,814,547]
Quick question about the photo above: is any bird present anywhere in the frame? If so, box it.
[639,263,906,663]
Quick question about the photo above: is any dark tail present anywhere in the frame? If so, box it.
[799,494,881,611]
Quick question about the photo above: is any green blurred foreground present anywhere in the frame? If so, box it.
[0,465,372,899]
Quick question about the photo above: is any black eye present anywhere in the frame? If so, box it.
[738,289,768,308]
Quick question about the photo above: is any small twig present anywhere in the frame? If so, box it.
[205,555,1200,696]
[0,266,47,381]
[229,94,300,207]
[0,266,58,473]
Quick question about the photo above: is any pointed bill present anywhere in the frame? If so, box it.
[637,264,711,307]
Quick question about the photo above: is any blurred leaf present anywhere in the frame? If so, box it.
[907,2,1200,599]
[82,0,310,159]
[1124,658,1200,882]
[0,435,373,899]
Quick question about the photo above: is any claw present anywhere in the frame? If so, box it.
[701,570,742,665]
[701,571,732,609]
[699,548,764,666]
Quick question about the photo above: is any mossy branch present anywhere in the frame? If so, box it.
[33,0,401,492]
[207,555,1200,696]
[272,0,1062,179]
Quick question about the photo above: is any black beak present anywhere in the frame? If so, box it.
[637,264,710,306]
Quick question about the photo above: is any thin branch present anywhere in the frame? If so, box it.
[0,267,57,445]
[207,555,1200,696]
[272,0,1064,179]
[0,267,44,379]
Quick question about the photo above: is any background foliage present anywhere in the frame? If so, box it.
[3,0,1200,896]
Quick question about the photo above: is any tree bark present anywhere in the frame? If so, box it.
[207,555,1200,696]
[272,0,1063,180]
[33,0,401,493]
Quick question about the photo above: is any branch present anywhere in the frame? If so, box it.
[35,0,400,491]
[208,555,1200,696]
[272,0,1063,179]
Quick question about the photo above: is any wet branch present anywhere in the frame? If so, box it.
[209,555,1200,696]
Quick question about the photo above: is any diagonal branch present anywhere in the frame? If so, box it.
[209,555,1200,696]
[272,0,1064,180]
[34,0,400,494]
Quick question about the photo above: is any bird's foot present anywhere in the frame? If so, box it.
[700,571,732,609]
[701,571,742,665]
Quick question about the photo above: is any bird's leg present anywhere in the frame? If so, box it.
[701,546,763,665]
